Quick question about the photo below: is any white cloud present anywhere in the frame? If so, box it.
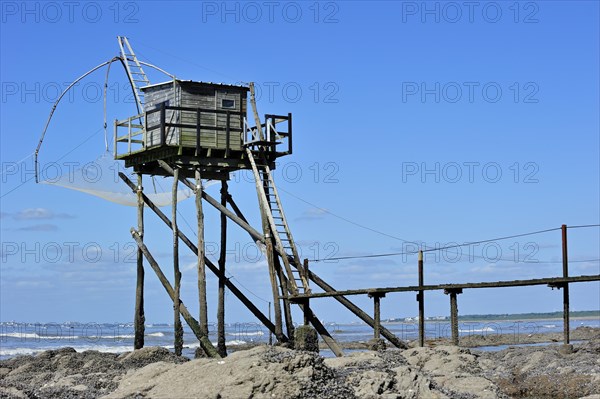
[12,208,76,221]
[295,207,329,222]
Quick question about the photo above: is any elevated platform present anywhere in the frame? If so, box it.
[114,107,293,180]
[120,146,281,180]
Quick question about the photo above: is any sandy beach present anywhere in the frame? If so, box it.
[1,326,598,398]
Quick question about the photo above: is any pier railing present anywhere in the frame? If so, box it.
[288,224,600,349]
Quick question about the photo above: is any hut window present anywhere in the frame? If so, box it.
[221,99,235,109]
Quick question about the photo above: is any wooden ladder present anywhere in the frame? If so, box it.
[246,148,310,295]
[118,36,151,111]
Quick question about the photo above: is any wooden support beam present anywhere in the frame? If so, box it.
[195,169,208,337]
[133,173,145,350]
[131,229,220,358]
[289,274,600,298]
[418,250,424,347]
[172,168,183,356]
[561,224,570,345]
[217,181,228,357]
[119,173,287,342]
[444,288,463,346]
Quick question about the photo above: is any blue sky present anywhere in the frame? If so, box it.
[1,1,599,324]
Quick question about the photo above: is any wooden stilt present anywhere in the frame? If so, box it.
[266,233,285,342]
[195,169,208,337]
[133,172,145,350]
[217,181,228,357]
[120,173,288,342]
[172,168,183,356]
[131,229,221,358]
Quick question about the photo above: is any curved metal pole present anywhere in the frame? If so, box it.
[34,57,120,183]
[139,61,176,80]
[34,56,176,183]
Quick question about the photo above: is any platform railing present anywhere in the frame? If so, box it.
[115,108,293,159]
[114,113,144,158]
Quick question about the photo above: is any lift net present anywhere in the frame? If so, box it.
[41,152,194,207]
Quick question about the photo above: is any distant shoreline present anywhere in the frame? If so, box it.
[384,310,600,324]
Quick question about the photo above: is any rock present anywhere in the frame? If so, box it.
[294,325,319,352]
[194,347,207,358]
[368,338,387,352]
[118,346,188,368]
[559,343,574,354]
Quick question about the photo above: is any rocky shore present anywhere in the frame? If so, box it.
[1,327,598,398]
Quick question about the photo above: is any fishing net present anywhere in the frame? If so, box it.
[40,152,196,207]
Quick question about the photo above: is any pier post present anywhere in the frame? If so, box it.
[444,288,463,345]
[134,172,145,350]
[217,181,228,357]
[195,169,209,337]
[172,168,183,355]
[368,292,386,340]
[418,250,425,347]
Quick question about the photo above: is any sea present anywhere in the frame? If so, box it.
[1,318,599,360]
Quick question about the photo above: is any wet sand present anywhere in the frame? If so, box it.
[1,326,598,398]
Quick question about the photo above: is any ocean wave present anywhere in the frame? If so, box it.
[0,333,80,340]
[0,347,46,356]
[0,345,131,357]
[542,324,557,328]
[226,331,264,337]
[458,327,495,333]
[146,332,165,337]
[87,334,136,339]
